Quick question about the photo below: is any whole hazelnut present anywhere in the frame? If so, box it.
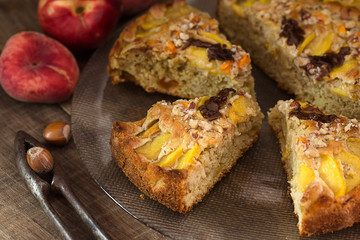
[26,146,54,173]
[43,122,71,146]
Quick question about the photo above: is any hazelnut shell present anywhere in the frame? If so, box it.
[43,121,71,146]
[26,146,54,174]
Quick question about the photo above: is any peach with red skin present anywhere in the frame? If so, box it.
[0,31,79,103]
[38,0,121,51]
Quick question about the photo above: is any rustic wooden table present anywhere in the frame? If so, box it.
[0,1,166,239]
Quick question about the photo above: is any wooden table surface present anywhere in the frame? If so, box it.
[0,1,167,239]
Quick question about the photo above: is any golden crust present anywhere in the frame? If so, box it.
[269,99,360,235]
[110,121,190,212]
[110,89,263,213]
[300,181,360,236]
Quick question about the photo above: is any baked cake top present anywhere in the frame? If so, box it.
[109,0,251,78]
[277,99,360,198]
[231,0,360,100]
[115,88,260,170]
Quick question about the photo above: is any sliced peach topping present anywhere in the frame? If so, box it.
[307,32,333,56]
[136,133,171,160]
[297,164,315,193]
[139,121,161,139]
[141,14,167,30]
[198,30,231,48]
[330,60,357,77]
[244,0,256,7]
[175,143,201,169]
[137,125,202,169]
[297,32,316,55]
[229,96,253,123]
[185,46,210,69]
[334,150,360,193]
[319,154,346,198]
[135,30,158,39]
[156,143,184,167]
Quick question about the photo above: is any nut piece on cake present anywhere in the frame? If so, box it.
[268,99,360,236]
[218,0,360,119]
[108,0,254,99]
[110,88,263,213]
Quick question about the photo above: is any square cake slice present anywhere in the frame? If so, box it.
[218,0,360,119]
[108,0,254,99]
[110,88,263,213]
[269,99,360,236]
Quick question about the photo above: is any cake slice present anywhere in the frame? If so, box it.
[217,0,360,119]
[108,0,254,99]
[268,99,360,236]
[110,88,263,213]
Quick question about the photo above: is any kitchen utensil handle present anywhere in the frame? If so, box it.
[52,163,110,240]
[38,193,74,240]
[63,189,109,240]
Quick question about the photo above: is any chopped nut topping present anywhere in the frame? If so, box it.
[179,32,189,40]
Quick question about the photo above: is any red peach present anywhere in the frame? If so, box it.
[38,0,121,51]
[0,31,79,103]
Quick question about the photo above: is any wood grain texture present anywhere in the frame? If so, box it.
[0,1,166,239]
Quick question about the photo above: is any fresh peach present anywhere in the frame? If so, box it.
[0,31,79,103]
[38,0,121,51]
